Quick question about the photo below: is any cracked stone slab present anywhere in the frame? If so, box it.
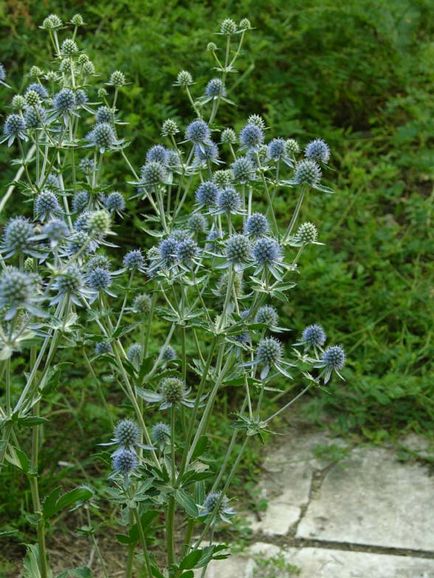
[297,446,434,551]
[249,432,348,536]
[206,543,434,578]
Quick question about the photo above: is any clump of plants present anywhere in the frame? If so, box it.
[0,13,346,578]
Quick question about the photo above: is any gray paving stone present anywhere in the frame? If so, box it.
[286,547,434,578]
[297,446,434,551]
[206,543,434,578]
[249,432,347,536]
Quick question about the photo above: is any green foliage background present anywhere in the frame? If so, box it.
[0,0,433,441]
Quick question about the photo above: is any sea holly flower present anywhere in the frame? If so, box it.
[239,123,264,150]
[288,222,323,247]
[104,191,125,214]
[51,265,93,306]
[2,114,27,146]
[95,341,112,356]
[86,267,115,298]
[315,345,346,383]
[37,219,69,248]
[151,423,171,448]
[112,447,138,478]
[255,305,279,329]
[231,157,255,183]
[185,119,211,145]
[215,187,242,215]
[127,343,142,369]
[252,237,284,278]
[244,213,269,238]
[195,181,220,207]
[0,268,45,320]
[284,159,333,193]
[225,234,251,270]
[1,217,43,258]
[161,345,177,362]
[294,323,327,352]
[146,144,168,164]
[305,138,330,164]
[251,336,294,379]
[87,122,121,153]
[137,377,197,410]
[267,138,287,161]
[123,249,146,272]
[199,492,235,523]
[0,63,10,88]
[34,190,62,222]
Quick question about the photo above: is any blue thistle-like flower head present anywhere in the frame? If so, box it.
[2,217,34,257]
[267,138,286,161]
[185,119,211,144]
[256,336,283,366]
[34,190,62,221]
[244,213,269,238]
[226,234,251,264]
[110,70,126,87]
[195,181,219,207]
[95,106,114,124]
[75,89,88,107]
[127,343,142,368]
[151,422,170,446]
[217,188,241,214]
[239,123,264,150]
[0,268,39,320]
[53,266,84,301]
[53,88,75,114]
[252,237,282,267]
[302,324,326,349]
[112,448,137,476]
[123,249,145,271]
[88,122,117,152]
[305,139,330,164]
[220,128,237,144]
[187,213,208,233]
[231,157,255,183]
[3,114,27,144]
[42,219,69,245]
[194,141,219,163]
[176,238,198,264]
[159,237,179,267]
[26,83,48,99]
[72,191,89,213]
[87,267,112,292]
[322,345,345,370]
[95,341,112,355]
[205,78,226,98]
[24,106,46,129]
[87,254,111,271]
[160,377,185,405]
[114,419,140,448]
[140,161,167,187]
[202,492,234,520]
[79,158,95,174]
[293,159,322,186]
[146,145,168,164]
[132,293,152,313]
[256,305,279,327]
[161,346,176,362]
[104,191,125,213]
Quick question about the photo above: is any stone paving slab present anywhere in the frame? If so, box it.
[206,543,434,578]
[296,446,434,551]
[250,432,348,536]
